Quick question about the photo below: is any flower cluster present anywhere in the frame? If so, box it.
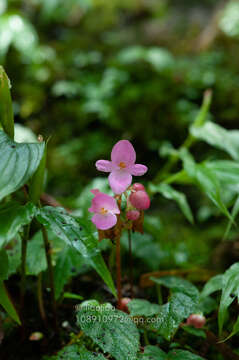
[89,140,150,230]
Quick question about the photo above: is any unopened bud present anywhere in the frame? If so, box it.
[129,190,150,210]
[119,297,131,312]
[186,314,206,329]
[132,183,145,192]
[126,210,140,221]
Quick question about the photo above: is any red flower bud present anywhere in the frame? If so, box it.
[129,190,150,210]
[132,183,145,192]
[126,210,140,221]
[119,297,131,312]
[186,314,206,329]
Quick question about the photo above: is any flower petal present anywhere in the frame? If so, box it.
[96,160,112,172]
[109,171,132,194]
[111,140,136,166]
[92,213,117,230]
[90,193,120,213]
[130,164,148,176]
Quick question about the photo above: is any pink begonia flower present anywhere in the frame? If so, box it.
[88,189,120,230]
[96,140,148,194]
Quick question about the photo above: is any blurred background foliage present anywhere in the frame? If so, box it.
[2,0,239,274]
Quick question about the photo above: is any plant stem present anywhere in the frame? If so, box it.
[116,232,122,309]
[20,224,30,313]
[143,329,150,345]
[41,225,58,332]
[128,229,134,298]
[37,273,47,326]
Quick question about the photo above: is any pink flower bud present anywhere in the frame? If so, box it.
[119,297,131,312]
[186,314,206,329]
[126,210,140,221]
[132,183,145,192]
[129,190,150,210]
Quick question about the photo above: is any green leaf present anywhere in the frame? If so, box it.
[201,274,223,298]
[29,144,47,205]
[0,281,21,324]
[150,276,199,302]
[206,161,239,187]
[0,249,8,280]
[167,349,205,360]
[182,325,206,338]
[190,121,239,160]
[76,300,140,360]
[128,299,161,317]
[225,195,239,238]
[0,67,14,139]
[149,292,197,341]
[63,292,83,300]
[180,149,231,220]
[0,202,36,248]
[149,183,194,223]
[36,206,116,297]
[218,263,239,335]
[139,345,167,359]
[0,131,45,201]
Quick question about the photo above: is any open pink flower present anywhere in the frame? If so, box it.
[88,189,120,230]
[96,140,148,194]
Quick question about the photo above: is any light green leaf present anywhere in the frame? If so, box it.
[201,274,223,298]
[0,281,21,324]
[76,300,140,360]
[149,183,194,223]
[206,161,239,188]
[190,121,239,160]
[0,131,45,201]
[36,206,116,297]
[0,202,36,248]
[0,67,14,139]
[29,144,47,205]
[149,292,197,341]
[128,299,161,317]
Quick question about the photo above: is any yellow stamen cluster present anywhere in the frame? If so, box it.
[118,161,126,169]
[100,207,108,215]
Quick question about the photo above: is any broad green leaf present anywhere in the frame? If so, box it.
[201,274,223,298]
[0,202,36,248]
[29,144,47,205]
[206,161,239,187]
[149,183,193,223]
[218,263,239,335]
[76,300,140,360]
[0,131,45,201]
[150,276,199,302]
[149,292,197,341]
[190,121,239,160]
[36,206,116,296]
[167,349,205,360]
[0,67,14,139]
[128,299,161,317]
[139,345,167,359]
[0,249,8,280]
[0,281,21,324]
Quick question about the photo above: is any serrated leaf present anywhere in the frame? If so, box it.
[149,293,196,341]
[0,66,14,139]
[0,131,45,201]
[36,206,116,296]
[49,344,106,360]
[128,299,161,317]
[0,202,36,248]
[190,121,239,160]
[0,281,21,324]
[76,300,140,360]
[201,274,223,298]
[149,183,194,223]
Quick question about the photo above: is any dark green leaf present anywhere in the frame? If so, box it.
[167,349,205,360]
[29,144,47,205]
[139,345,167,359]
[36,206,116,296]
[0,281,21,324]
[0,131,45,201]
[0,249,8,280]
[128,299,161,317]
[76,300,140,360]
[0,67,14,139]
